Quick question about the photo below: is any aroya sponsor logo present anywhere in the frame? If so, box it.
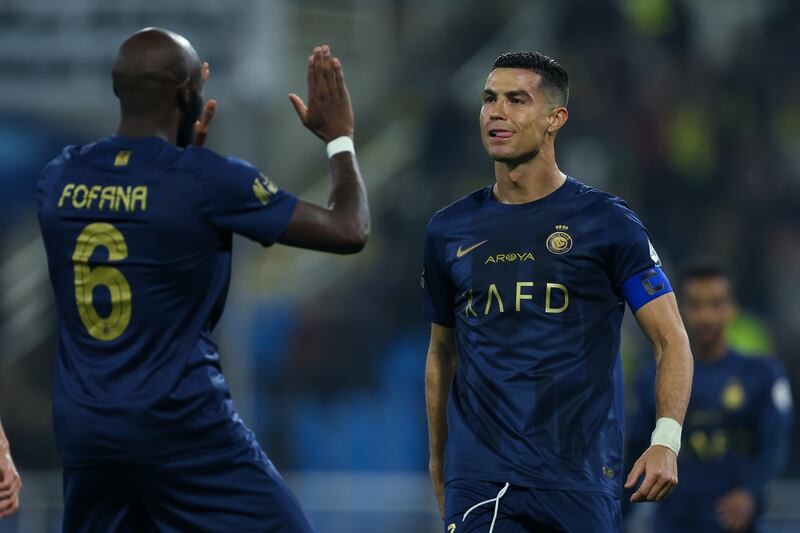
[485,251,535,265]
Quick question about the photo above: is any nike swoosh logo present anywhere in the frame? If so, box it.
[456,240,488,258]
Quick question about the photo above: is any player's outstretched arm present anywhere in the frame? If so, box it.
[425,323,456,518]
[280,45,369,254]
[625,292,693,503]
[0,420,21,519]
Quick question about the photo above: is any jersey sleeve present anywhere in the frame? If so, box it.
[201,153,298,246]
[422,222,456,328]
[605,199,672,312]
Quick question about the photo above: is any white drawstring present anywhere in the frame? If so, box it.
[462,482,510,533]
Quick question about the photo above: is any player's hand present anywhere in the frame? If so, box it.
[625,445,678,503]
[193,98,216,147]
[0,444,21,519]
[289,45,354,143]
[715,488,756,532]
[192,96,216,148]
[428,461,445,519]
[192,62,216,147]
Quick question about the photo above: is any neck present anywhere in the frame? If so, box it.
[692,339,728,363]
[492,141,565,204]
[116,111,178,144]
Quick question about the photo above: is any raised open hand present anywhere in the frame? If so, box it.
[193,98,216,147]
[288,45,354,143]
[193,62,216,147]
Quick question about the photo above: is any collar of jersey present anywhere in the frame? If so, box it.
[106,135,171,146]
[482,175,575,212]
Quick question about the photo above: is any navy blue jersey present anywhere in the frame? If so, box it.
[422,177,671,496]
[628,350,793,531]
[37,135,297,466]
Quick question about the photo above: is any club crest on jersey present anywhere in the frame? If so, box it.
[546,225,573,255]
[721,378,745,411]
[253,173,279,205]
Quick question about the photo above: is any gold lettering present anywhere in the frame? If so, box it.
[131,186,147,211]
[86,185,102,209]
[59,183,148,212]
[72,185,89,208]
[515,282,534,311]
[465,289,478,317]
[484,284,505,315]
[485,252,535,265]
[99,186,116,210]
[545,283,569,313]
[116,186,132,212]
[58,183,75,207]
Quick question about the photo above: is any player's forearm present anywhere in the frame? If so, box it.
[325,152,369,252]
[425,348,455,471]
[653,332,693,424]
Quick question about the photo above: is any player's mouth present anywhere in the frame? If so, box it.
[488,128,514,143]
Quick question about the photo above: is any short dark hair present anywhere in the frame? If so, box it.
[677,257,732,292]
[492,51,569,107]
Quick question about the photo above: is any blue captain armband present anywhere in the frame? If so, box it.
[622,267,673,313]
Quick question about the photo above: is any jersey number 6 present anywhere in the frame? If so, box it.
[72,222,132,341]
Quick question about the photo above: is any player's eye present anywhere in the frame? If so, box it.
[482,95,495,103]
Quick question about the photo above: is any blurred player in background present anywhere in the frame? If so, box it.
[422,51,693,533]
[0,419,21,519]
[627,259,793,532]
[37,28,368,531]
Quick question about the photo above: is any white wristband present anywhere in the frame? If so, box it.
[650,417,682,455]
[326,136,355,158]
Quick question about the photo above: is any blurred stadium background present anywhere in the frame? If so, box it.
[0,0,799,531]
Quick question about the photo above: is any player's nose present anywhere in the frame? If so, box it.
[484,99,508,121]
[489,103,508,120]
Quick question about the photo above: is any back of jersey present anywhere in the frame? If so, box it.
[37,135,296,466]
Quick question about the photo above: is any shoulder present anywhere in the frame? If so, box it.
[735,353,794,413]
[570,177,643,225]
[179,148,266,200]
[42,143,86,171]
[427,187,489,236]
[180,147,259,178]
[40,144,100,186]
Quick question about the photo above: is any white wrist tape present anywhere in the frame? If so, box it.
[326,136,355,158]
[650,417,682,455]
